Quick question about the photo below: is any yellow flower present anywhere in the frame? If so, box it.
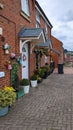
[3,86,15,92]
[0,86,16,108]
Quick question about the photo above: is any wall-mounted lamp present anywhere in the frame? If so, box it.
[0,27,3,35]
[1,36,11,54]
[2,43,11,54]
[0,3,3,9]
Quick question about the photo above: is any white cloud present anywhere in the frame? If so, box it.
[37,0,73,51]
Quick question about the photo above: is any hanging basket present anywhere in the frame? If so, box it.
[10,53,16,59]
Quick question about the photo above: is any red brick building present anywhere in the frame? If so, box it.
[0,0,52,88]
[51,36,64,68]
[64,52,71,62]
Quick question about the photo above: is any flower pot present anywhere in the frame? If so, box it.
[0,106,8,117]
[10,53,16,59]
[8,64,12,70]
[16,88,24,99]
[23,85,30,94]
[31,80,37,87]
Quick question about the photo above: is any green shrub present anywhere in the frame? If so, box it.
[39,68,45,78]
[30,74,37,80]
[20,79,29,86]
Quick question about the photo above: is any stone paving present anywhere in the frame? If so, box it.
[0,67,73,130]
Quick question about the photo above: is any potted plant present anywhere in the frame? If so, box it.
[20,79,30,94]
[39,68,45,79]
[12,75,20,92]
[12,75,24,99]
[11,63,24,99]
[0,86,16,116]
[41,66,49,78]
[30,74,38,87]
[37,76,42,83]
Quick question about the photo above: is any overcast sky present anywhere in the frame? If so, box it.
[37,0,73,51]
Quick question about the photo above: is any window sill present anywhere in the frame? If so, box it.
[21,11,31,23]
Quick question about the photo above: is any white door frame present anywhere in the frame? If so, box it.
[20,40,30,79]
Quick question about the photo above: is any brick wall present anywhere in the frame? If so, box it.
[0,0,52,88]
[51,36,64,68]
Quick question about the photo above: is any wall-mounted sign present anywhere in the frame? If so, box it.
[0,72,5,78]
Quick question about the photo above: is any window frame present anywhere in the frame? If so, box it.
[36,21,40,28]
[45,23,48,39]
[36,10,40,28]
[21,0,29,16]
[45,23,48,34]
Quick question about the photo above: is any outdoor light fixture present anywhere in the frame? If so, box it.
[0,27,2,35]
[0,3,3,9]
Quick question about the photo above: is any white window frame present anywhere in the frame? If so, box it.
[45,23,48,39]
[36,22,40,28]
[36,10,40,28]
[45,23,48,34]
[21,0,29,16]
[36,11,40,23]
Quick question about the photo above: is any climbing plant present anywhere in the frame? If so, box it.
[11,62,18,87]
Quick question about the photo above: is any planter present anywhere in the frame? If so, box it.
[37,80,42,83]
[16,88,24,99]
[31,80,37,87]
[42,72,48,79]
[37,77,42,84]
[20,79,30,93]
[0,106,8,117]
[23,85,30,94]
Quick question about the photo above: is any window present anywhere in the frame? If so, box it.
[36,11,40,23]
[36,11,40,28]
[36,22,40,28]
[45,24,48,33]
[21,0,29,16]
[45,23,48,39]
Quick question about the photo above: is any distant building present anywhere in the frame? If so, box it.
[51,36,64,68]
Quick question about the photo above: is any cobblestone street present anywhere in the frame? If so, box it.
[0,67,73,130]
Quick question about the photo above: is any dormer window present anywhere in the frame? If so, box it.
[21,0,29,16]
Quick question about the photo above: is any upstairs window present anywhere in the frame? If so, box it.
[36,22,40,28]
[36,11,40,28]
[21,0,29,16]
[45,23,48,39]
